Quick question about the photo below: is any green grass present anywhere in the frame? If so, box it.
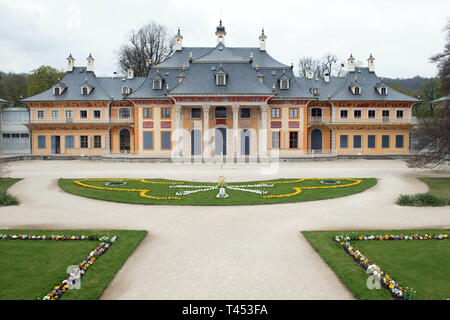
[0,229,147,300]
[302,229,450,300]
[58,178,377,206]
[397,177,450,206]
[0,178,21,206]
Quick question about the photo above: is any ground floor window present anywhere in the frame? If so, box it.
[93,135,102,148]
[289,131,298,149]
[37,135,46,149]
[353,135,362,148]
[161,131,171,150]
[272,131,280,148]
[367,135,376,148]
[143,131,153,149]
[80,135,88,148]
[395,135,404,148]
[65,135,74,148]
[340,135,348,148]
[382,135,390,148]
[2,133,29,151]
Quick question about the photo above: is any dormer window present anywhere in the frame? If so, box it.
[280,79,290,90]
[122,86,131,95]
[216,74,226,86]
[381,87,387,95]
[350,86,361,95]
[53,83,66,95]
[279,72,290,90]
[152,79,162,90]
[80,85,93,95]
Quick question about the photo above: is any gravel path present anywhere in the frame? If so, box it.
[0,159,449,299]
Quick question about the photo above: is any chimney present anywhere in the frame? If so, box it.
[67,53,75,72]
[347,54,355,72]
[127,67,134,80]
[324,73,330,83]
[113,71,118,78]
[86,53,94,72]
[367,53,375,72]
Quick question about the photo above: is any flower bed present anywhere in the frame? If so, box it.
[0,233,117,300]
[334,233,449,300]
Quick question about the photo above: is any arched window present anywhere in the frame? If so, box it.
[82,87,88,95]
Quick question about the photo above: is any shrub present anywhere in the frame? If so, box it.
[396,193,448,207]
[0,191,19,206]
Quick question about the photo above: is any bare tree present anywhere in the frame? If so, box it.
[430,18,450,95]
[407,102,450,168]
[116,22,175,77]
[298,53,346,78]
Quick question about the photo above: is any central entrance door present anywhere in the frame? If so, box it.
[51,135,60,154]
[240,129,250,155]
[214,127,227,156]
[119,129,131,152]
[191,129,202,155]
[311,128,323,152]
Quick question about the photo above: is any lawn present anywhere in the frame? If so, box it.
[419,177,450,198]
[397,177,450,206]
[0,229,147,300]
[302,229,450,300]
[0,178,21,206]
[58,177,377,206]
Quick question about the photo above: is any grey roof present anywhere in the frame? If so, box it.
[194,43,249,63]
[295,68,419,102]
[0,98,9,104]
[168,63,273,95]
[431,93,450,104]
[22,67,145,102]
[260,68,314,98]
[156,46,289,69]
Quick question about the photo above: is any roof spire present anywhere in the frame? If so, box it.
[215,19,226,44]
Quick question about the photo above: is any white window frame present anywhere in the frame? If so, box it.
[152,79,162,90]
[65,109,73,120]
[353,109,362,119]
[216,74,226,86]
[368,109,376,119]
[79,110,88,120]
[51,109,60,120]
[93,109,101,119]
[340,109,348,119]
[396,109,404,119]
[37,110,45,120]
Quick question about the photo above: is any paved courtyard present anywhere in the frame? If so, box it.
[0,159,449,299]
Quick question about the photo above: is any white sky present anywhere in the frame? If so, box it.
[0,0,449,78]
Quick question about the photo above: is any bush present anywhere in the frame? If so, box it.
[0,191,19,206]
[396,193,449,207]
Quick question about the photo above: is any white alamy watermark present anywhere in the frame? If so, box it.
[169,127,280,176]
[66,5,81,31]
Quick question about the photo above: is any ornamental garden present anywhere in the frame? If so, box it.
[58,177,377,206]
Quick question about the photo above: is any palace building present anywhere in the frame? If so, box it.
[22,21,419,160]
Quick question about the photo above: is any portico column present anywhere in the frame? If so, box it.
[259,104,268,160]
[174,104,183,157]
[202,104,211,159]
[232,104,239,159]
